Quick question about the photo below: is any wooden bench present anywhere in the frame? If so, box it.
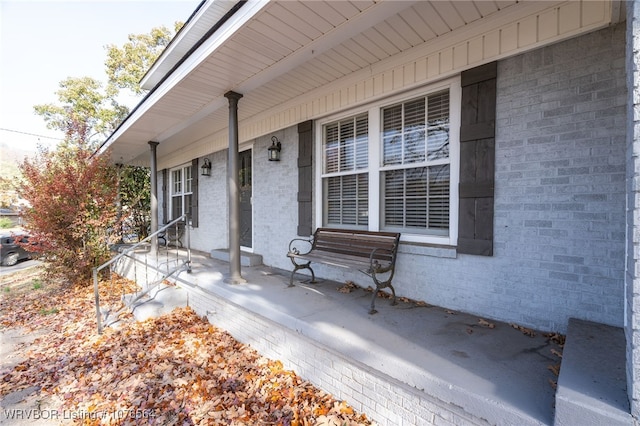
[287,228,401,314]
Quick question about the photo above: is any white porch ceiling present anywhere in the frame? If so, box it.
[101,0,621,167]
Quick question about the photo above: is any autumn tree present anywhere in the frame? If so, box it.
[105,24,179,96]
[101,24,181,240]
[19,146,119,283]
[34,77,128,151]
[20,24,181,282]
[118,165,151,240]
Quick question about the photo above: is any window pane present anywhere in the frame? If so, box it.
[383,134,402,165]
[327,200,341,223]
[405,129,426,163]
[185,166,193,193]
[325,123,339,173]
[404,98,425,128]
[358,172,369,226]
[427,91,450,160]
[428,165,450,229]
[383,165,449,232]
[384,170,405,226]
[326,177,341,224]
[385,198,404,227]
[184,194,193,219]
[340,174,364,226]
[406,165,428,229]
[382,105,402,165]
[324,173,368,226]
[172,170,182,194]
[171,196,182,219]
[355,115,368,169]
[327,177,341,199]
[342,200,357,224]
[406,197,427,228]
[339,119,354,171]
[325,115,368,174]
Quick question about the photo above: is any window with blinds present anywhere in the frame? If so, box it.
[381,90,450,234]
[319,80,457,242]
[322,114,368,227]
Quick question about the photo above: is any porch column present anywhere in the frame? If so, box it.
[149,141,159,255]
[224,91,246,284]
[628,0,640,419]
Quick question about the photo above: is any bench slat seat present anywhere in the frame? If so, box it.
[287,228,401,314]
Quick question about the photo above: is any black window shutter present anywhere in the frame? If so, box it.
[162,168,168,223]
[458,62,497,256]
[297,120,313,236]
[191,158,199,228]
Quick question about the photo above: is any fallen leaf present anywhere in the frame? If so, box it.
[0,269,373,425]
[337,281,357,293]
[478,318,495,329]
[545,332,566,346]
[510,323,536,337]
[551,348,563,358]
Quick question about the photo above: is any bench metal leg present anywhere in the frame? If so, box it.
[288,261,315,287]
[369,272,397,315]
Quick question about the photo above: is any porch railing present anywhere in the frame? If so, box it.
[92,215,191,334]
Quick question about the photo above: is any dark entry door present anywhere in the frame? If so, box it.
[239,149,252,248]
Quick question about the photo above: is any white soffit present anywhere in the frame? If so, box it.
[140,0,239,90]
[104,0,620,167]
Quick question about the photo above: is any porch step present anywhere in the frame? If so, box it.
[210,249,262,266]
[123,284,188,322]
[554,318,632,425]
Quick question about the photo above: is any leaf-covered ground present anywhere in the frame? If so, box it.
[0,268,372,425]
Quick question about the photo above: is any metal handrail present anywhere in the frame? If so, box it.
[92,214,189,334]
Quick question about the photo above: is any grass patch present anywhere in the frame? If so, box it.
[38,307,59,316]
[0,217,14,228]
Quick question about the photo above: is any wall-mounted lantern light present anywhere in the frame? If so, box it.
[201,158,212,176]
[268,136,282,161]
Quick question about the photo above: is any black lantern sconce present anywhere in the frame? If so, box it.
[268,136,282,161]
[201,158,212,176]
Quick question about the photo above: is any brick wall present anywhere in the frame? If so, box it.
[187,149,228,251]
[251,126,301,266]
[488,22,627,331]
[288,24,627,334]
[182,24,627,335]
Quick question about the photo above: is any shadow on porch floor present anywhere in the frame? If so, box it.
[121,249,629,426]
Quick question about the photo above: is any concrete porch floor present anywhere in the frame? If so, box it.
[120,249,630,425]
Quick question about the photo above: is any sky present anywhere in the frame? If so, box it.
[0,0,201,155]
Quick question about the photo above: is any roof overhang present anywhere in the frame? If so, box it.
[98,0,624,168]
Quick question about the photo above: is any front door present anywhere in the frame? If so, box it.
[239,149,252,248]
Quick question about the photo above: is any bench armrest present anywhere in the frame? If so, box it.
[288,237,313,255]
[369,247,395,273]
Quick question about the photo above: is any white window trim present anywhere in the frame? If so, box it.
[315,76,461,246]
[169,163,193,222]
